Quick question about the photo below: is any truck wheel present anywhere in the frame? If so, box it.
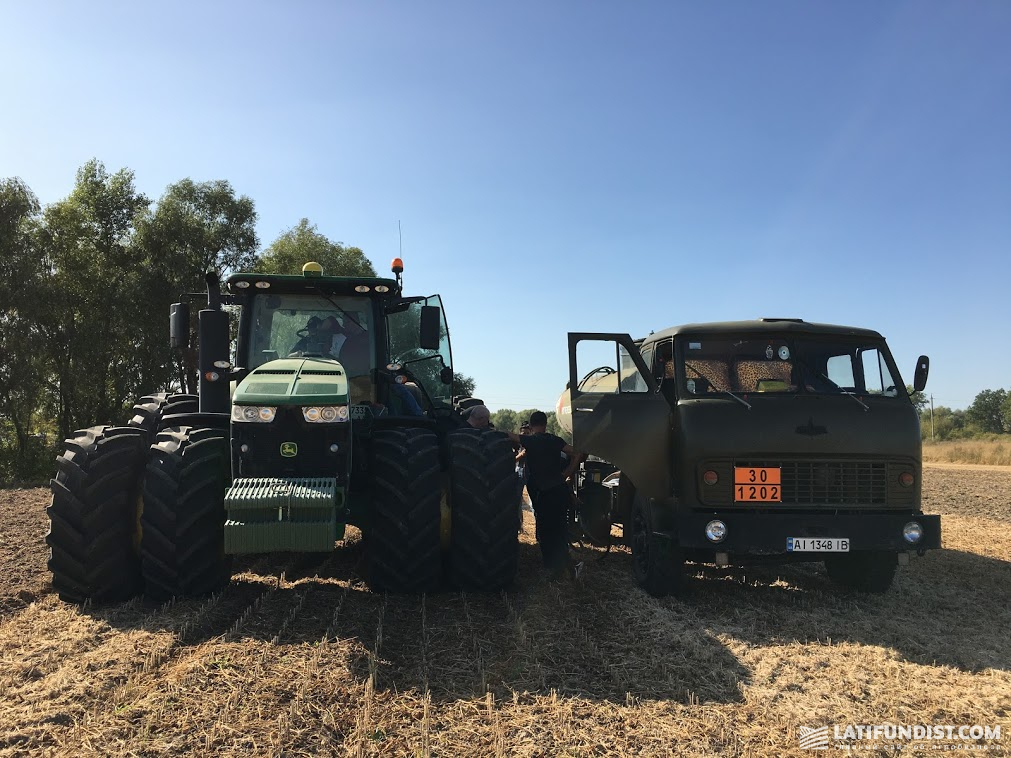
[141,427,232,600]
[47,426,149,603]
[447,428,519,591]
[368,428,442,593]
[630,495,683,598]
[824,552,897,593]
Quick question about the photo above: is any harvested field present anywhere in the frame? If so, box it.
[1,466,1008,756]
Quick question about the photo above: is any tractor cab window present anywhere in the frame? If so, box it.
[386,295,454,408]
[248,293,375,373]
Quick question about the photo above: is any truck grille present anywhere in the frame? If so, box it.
[697,458,916,509]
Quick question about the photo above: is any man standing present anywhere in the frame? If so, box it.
[508,411,582,580]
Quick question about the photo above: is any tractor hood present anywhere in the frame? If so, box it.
[233,357,349,406]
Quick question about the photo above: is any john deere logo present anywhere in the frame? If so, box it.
[280,442,298,458]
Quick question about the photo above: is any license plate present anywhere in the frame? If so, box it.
[734,467,781,502]
[787,537,850,552]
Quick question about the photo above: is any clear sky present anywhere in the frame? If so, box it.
[2,2,1008,413]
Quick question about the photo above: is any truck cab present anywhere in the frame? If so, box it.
[562,319,939,596]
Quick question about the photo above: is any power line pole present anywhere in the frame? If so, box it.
[930,394,934,441]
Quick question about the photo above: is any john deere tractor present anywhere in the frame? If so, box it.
[47,260,518,602]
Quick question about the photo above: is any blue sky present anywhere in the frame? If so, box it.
[2,2,1008,413]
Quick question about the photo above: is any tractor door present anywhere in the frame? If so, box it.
[567,333,671,499]
[386,295,454,408]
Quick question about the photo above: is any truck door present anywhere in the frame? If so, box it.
[567,333,671,499]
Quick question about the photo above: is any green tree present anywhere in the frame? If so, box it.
[452,372,477,399]
[38,160,153,438]
[965,389,1009,434]
[0,177,50,481]
[254,219,375,277]
[136,178,260,392]
[492,409,518,432]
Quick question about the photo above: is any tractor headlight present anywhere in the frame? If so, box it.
[231,405,277,423]
[302,405,349,423]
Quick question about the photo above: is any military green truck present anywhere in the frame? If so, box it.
[558,319,939,595]
[47,260,518,603]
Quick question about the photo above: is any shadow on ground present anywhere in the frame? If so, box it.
[75,536,1010,710]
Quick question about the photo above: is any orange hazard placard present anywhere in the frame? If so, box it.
[734,467,782,502]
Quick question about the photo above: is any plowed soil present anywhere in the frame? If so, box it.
[1,466,1008,756]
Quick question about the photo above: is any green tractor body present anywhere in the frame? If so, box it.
[47,262,520,602]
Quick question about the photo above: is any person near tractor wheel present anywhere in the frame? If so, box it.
[465,404,491,429]
[507,411,584,581]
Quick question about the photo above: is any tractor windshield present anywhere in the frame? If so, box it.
[247,293,375,376]
[676,335,906,400]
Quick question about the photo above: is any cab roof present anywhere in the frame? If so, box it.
[643,318,885,346]
[224,272,401,296]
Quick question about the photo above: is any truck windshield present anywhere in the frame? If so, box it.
[248,293,375,373]
[676,335,906,399]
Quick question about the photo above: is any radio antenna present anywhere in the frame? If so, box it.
[398,220,402,258]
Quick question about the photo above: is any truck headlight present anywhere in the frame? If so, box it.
[903,521,923,544]
[705,520,727,543]
[231,405,276,423]
[302,405,349,423]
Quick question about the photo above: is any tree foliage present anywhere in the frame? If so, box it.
[966,389,1009,434]
[253,219,375,277]
[0,178,49,481]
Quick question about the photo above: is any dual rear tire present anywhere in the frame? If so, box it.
[366,427,519,593]
[47,392,226,604]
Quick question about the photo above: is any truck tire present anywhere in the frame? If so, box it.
[824,552,897,593]
[140,426,232,600]
[47,426,149,604]
[368,428,442,593]
[447,428,519,591]
[630,495,684,598]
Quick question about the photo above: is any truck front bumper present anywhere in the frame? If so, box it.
[674,512,941,555]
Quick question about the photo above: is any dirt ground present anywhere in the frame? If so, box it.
[1,465,1008,756]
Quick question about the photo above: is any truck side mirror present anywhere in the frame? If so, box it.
[420,306,442,350]
[170,302,190,349]
[913,355,929,392]
[440,366,454,385]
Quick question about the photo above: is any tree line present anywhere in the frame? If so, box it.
[488,409,570,442]
[0,161,464,484]
[918,388,1011,441]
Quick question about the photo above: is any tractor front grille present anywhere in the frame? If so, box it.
[230,406,349,483]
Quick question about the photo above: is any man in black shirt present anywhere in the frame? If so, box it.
[508,411,582,580]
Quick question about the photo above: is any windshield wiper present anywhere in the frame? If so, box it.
[685,364,751,410]
[841,391,870,412]
[312,288,366,332]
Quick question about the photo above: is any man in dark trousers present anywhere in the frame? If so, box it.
[508,411,583,580]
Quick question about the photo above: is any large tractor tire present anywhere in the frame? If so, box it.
[630,495,684,598]
[367,428,442,593]
[447,428,519,591]
[130,393,198,437]
[47,425,149,604]
[825,551,898,593]
[140,426,232,600]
